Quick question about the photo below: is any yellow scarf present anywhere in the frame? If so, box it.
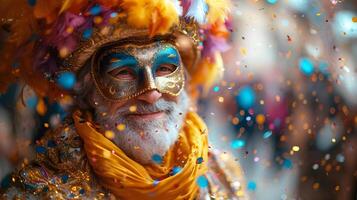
[73,111,208,200]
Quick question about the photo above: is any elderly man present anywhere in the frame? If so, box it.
[0,0,246,199]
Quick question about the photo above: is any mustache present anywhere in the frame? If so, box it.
[114,98,176,116]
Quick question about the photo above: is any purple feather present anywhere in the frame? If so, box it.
[181,0,192,15]
[202,34,230,59]
[46,12,85,45]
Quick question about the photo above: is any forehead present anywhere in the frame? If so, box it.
[101,42,179,60]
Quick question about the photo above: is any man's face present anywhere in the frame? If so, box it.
[85,42,190,164]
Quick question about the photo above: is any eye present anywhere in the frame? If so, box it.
[155,64,177,76]
[108,67,136,80]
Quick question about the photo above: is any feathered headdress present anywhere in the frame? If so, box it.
[0,0,232,100]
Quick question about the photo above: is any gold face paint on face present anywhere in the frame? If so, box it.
[91,42,185,102]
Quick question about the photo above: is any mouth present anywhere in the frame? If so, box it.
[126,111,165,120]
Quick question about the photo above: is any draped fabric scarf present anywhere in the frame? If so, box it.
[73,111,208,200]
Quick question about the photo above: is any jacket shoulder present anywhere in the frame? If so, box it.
[1,124,111,199]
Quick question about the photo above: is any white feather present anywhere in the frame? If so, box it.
[185,0,208,24]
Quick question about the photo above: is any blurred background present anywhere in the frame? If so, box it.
[1,0,356,199]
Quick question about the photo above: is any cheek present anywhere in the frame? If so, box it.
[91,89,127,114]
[162,94,179,103]
[108,101,127,114]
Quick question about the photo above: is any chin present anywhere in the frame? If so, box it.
[112,115,180,164]
[94,90,190,164]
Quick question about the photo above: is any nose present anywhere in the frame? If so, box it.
[136,90,162,104]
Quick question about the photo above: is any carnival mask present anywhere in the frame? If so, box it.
[91,41,185,101]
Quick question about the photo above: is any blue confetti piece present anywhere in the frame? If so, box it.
[35,146,46,154]
[152,154,163,164]
[318,61,330,75]
[213,86,220,92]
[266,0,278,4]
[26,96,38,109]
[196,175,208,188]
[299,57,314,76]
[336,154,345,163]
[263,131,272,139]
[171,166,182,175]
[27,0,36,6]
[47,140,57,148]
[247,181,257,191]
[11,62,20,69]
[196,157,204,164]
[236,86,256,109]
[57,72,76,90]
[1,174,11,189]
[274,118,281,127]
[61,175,69,183]
[82,28,93,40]
[231,139,246,149]
[89,5,102,15]
[110,12,118,18]
[79,188,85,195]
[283,159,293,169]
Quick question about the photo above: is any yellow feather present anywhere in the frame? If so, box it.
[190,53,224,95]
[59,0,73,14]
[121,0,180,36]
[33,0,62,24]
[206,0,231,24]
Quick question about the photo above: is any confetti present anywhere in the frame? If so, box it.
[61,175,69,183]
[247,181,257,191]
[266,0,277,4]
[57,72,76,90]
[110,12,118,18]
[256,114,265,125]
[312,182,320,190]
[239,47,248,56]
[82,28,93,40]
[35,146,46,154]
[196,157,204,164]
[263,131,272,139]
[336,154,345,163]
[129,105,137,112]
[116,124,126,131]
[196,175,208,188]
[236,86,256,109]
[104,130,115,139]
[26,96,38,109]
[27,0,36,6]
[89,5,102,15]
[152,154,163,164]
[171,166,182,175]
[312,164,319,170]
[292,146,300,152]
[299,58,314,76]
[153,180,160,186]
[282,159,293,169]
[231,139,246,149]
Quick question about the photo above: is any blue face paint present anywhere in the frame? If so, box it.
[101,53,139,73]
[152,46,180,72]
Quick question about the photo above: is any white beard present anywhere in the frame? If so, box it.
[94,90,190,165]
